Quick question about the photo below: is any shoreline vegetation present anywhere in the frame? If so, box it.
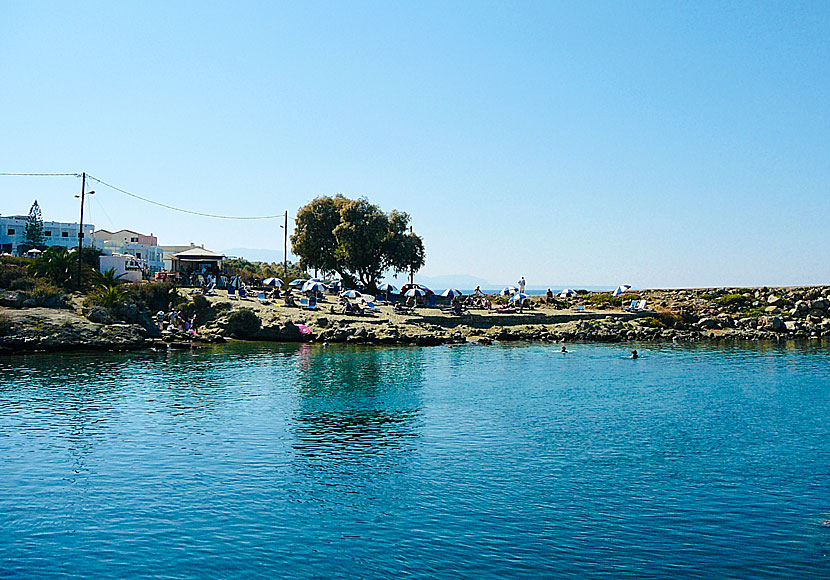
[2,284,830,354]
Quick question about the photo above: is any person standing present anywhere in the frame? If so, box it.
[518,276,526,294]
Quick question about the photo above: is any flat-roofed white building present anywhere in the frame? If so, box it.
[94,229,164,272]
[0,215,94,256]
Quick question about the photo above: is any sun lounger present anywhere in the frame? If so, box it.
[238,287,249,300]
[257,292,269,305]
[227,287,238,300]
[575,305,585,311]
[637,299,649,311]
[624,300,639,312]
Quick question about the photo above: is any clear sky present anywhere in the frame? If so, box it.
[2,1,827,288]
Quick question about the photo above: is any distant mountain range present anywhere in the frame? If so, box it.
[222,248,285,263]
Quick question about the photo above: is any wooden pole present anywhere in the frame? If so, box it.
[77,172,86,288]
[283,211,288,281]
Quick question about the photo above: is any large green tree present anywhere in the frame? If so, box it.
[291,195,425,290]
[23,200,45,250]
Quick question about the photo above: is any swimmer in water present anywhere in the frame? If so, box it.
[631,349,638,359]
[560,346,569,353]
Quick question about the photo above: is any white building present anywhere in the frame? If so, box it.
[93,229,164,273]
[0,215,94,256]
[99,253,146,283]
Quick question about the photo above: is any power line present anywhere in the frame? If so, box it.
[1,171,287,220]
[86,174,286,220]
[0,172,77,176]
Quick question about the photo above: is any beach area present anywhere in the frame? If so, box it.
[3,284,830,354]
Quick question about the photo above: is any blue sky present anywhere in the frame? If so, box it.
[2,1,827,288]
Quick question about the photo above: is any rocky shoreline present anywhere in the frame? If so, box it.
[3,285,830,354]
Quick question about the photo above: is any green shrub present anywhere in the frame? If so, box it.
[8,277,34,291]
[225,308,261,337]
[87,286,124,308]
[589,294,623,307]
[0,256,31,289]
[741,306,767,319]
[123,282,184,312]
[716,293,749,308]
[641,316,666,328]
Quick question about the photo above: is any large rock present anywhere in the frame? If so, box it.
[0,291,25,308]
[697,317,718,330]
[767,295,784,306]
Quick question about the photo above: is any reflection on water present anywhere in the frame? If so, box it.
[291,345,425,477]
[1,341,829,579]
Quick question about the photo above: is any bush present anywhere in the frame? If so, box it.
[224,308,261,337]
[716,293,749,308]
[589,294,623,307]
[123,282,184,312]
[741,306,767,319]
[641,312,680,328]
[87,286,125,308]
[0,256,31,289]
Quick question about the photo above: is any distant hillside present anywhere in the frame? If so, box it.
[222,248,285,263]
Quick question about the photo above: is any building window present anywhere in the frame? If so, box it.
[136,252,142,259]
[62,231,69,237]
[131,237,138,242]
[44,231,52,237]
[7,229,15,235]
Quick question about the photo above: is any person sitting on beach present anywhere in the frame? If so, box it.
[483,297,492,310]
[406,296,416,308]
[284,293,296,307]
[546,289,554,304]
[342,299,354,314]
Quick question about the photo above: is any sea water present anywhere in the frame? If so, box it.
[1,342,828,579]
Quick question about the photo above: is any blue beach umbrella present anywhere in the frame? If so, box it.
[440,288,463,297]
[560,288,577,297]
[340,289,362,298]
[262,277,284,287]
[289,278,307,288]
[405,287,427,297]
[510,292,529,303]
[302,281,327,293]
[500,286,519,296]
[613,285,632,296]
[378,283,397,293]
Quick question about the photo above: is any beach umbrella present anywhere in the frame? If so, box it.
[340,289,362,298]
[378,283,397,293]
[500,286,519,296]
[405,287,427,297]
[302,281,327,293]
[289,278,307,288]
[613,285,632,296]
[510,292,529,303]
[560,288,576,297]
[440,288,463,297]
[262,277,284,287]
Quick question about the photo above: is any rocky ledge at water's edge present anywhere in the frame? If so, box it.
[3,285,830,354]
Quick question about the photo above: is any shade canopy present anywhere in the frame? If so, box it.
[405,288,427,297]
[377,283,397,293]
[500,286,519,296]
[613,285,632,296]
[510,292,529,303]
[302,281,327,293]
[559,288,577,297]
[440,288,463,297]
[262,277,284,287]
[340,289,362,298]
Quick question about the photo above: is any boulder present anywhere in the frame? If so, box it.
[767,295,783,306]
[697,317,718,330]
[0,291,25,308]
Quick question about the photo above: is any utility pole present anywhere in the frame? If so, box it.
[76,172,86,288]
[409,225,414,286]
[283,211,288,281]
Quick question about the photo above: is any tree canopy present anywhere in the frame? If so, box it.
[23,200,44,250]
[290,195,425,290]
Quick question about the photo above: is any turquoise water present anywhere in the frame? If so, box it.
[1,342,829,578]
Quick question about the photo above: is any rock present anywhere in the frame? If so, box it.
[784,320,799,332]
[316,317,329,328]
[758,316,784,331]
[767,295,783,306]
[697,317,718,330]
[764,306,781,314]
[22,298,37,308]
[810,299,828,311]
[85,307,114,325]
[0,291,25,308]
[795,300,809,312]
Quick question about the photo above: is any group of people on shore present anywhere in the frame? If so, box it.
[156,309,197,334]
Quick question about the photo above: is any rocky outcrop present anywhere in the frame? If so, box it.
[0,307,147,353]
